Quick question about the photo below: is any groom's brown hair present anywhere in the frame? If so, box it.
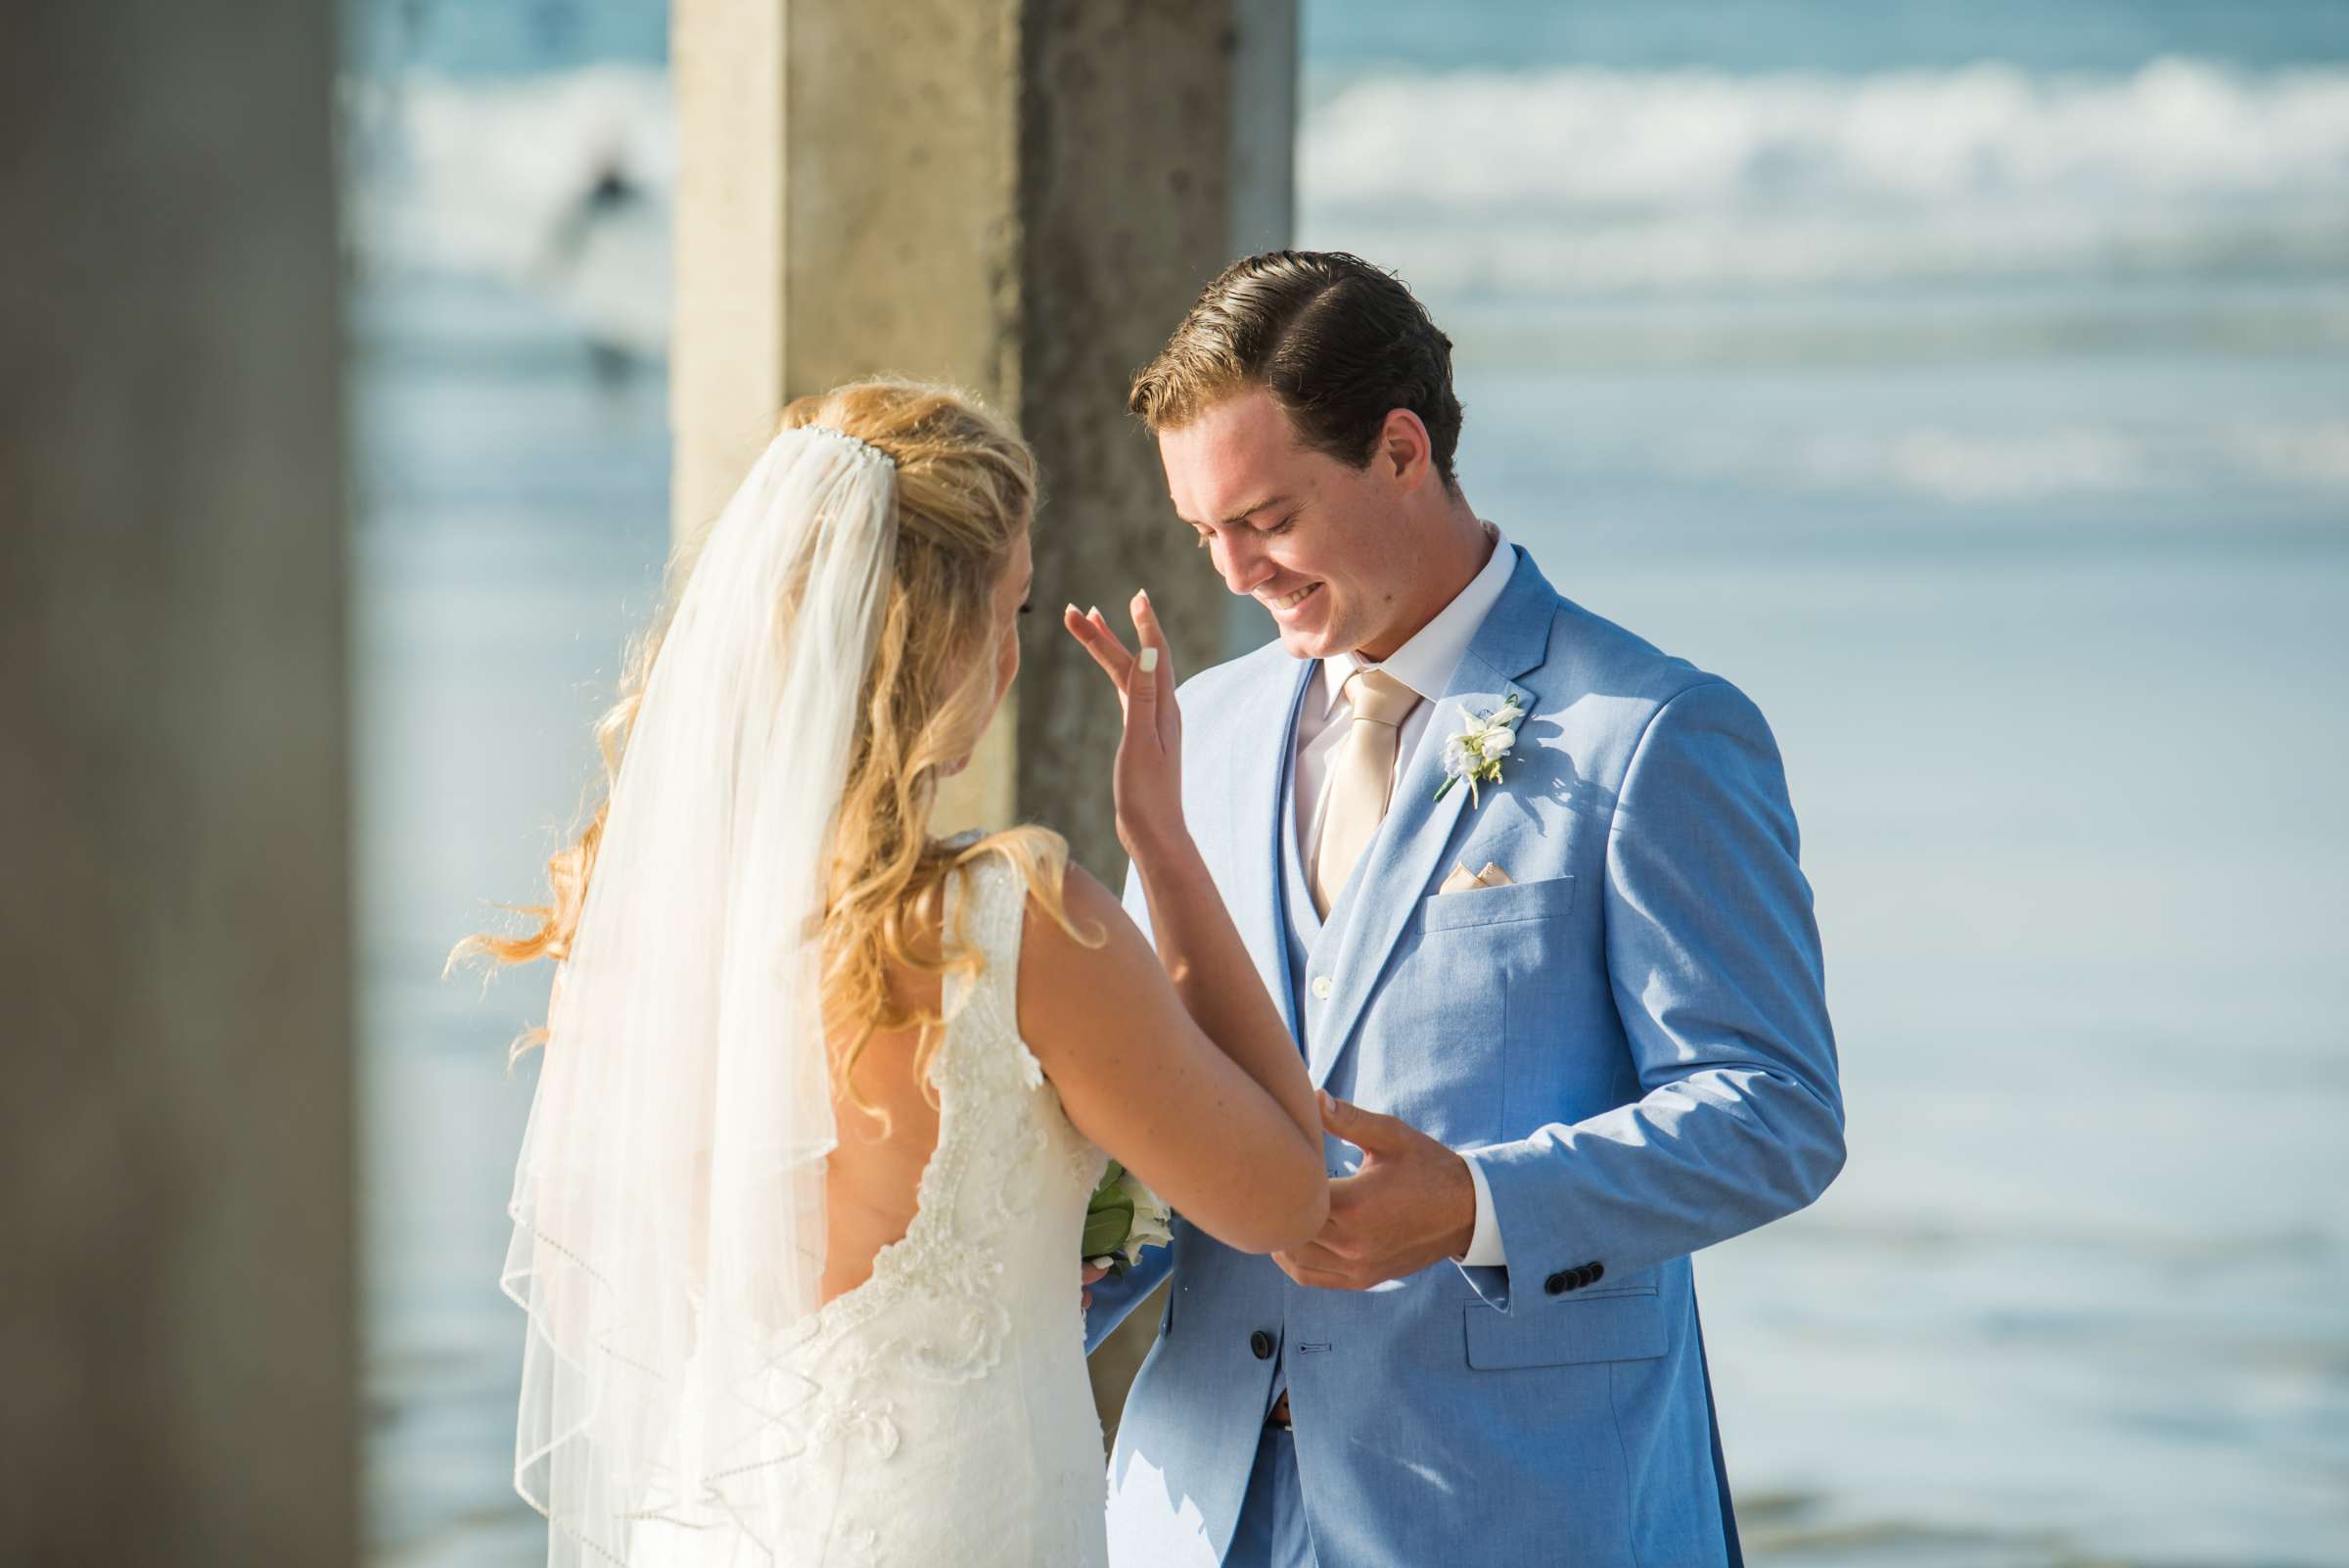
[1128,251,1465,488]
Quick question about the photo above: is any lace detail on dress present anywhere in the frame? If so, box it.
[756,845,1109,1567]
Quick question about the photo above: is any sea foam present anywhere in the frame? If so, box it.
[342,58,2349,338]
[1300,59,2349,294]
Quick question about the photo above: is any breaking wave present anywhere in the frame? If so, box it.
[1299,59,2349,294]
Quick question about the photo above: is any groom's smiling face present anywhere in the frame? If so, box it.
[1157,386,1428,663]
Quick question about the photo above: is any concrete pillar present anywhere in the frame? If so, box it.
[0,1,353,1564]
[672,0,1296,861]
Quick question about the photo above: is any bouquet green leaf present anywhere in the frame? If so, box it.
[1082,1160,1173,1277]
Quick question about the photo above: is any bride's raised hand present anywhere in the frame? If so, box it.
[1062,590,1187,863]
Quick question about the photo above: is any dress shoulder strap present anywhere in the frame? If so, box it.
[939,848,1030,1037]
[931,850,1050,1108]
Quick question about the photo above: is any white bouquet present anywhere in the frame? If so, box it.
[1082,1160,1173,1275]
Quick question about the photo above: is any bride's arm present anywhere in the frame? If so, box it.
[1122,836,1322,1152]
[1020,868,1325,1256]
[1014,592,1327,1256]
[1074,591,1322,1156]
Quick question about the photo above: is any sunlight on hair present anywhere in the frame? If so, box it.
[450,379,1104,1117]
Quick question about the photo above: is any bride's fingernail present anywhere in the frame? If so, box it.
[1138,648,1159,672]
[1064,602,1079,619]
[1088,605,1101,621]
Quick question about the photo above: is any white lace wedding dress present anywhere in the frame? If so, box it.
[514,429,1117,1567]
[753,851,1113,1566]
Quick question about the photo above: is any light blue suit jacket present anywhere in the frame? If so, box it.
[1085,546,1845,1568]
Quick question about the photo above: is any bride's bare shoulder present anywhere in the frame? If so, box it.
[1012,865,1162,1053]
[1018,863,1126,967]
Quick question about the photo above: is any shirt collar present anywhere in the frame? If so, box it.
[1319,521,1517,718]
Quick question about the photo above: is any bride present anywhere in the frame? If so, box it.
[457,380,1325,1565]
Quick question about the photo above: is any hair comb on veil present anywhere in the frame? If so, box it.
[806,423,896,468]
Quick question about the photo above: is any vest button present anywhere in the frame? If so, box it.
[1311,976,1333,1001]
[1250,1329,1274,1360]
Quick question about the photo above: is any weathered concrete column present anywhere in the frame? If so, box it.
[0,1,353,1563]
[673,0,1296,865]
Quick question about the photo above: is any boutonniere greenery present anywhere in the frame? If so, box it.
[1435,697,1524,807]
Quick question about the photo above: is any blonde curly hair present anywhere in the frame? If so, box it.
[454,379,1089,1113]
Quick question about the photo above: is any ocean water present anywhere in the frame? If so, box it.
[353,3,2349,1564]
[352,274,667,1567]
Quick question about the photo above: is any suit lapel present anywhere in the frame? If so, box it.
[1308,549,1556,1090]
[1229,655,1316,1041]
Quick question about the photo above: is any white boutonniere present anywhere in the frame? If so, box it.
[1434,697,1524,807]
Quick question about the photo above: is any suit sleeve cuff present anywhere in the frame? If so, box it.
[1454,1148,1507,1267]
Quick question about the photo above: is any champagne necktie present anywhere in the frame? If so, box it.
[1311,667,1421,917]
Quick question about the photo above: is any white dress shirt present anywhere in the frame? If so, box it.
[1290,521,1516,1268]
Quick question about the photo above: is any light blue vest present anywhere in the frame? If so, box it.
[1270,696,1332,1422]
[1276,715,1318,1047]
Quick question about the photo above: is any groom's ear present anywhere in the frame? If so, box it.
[1373,408,1435,491]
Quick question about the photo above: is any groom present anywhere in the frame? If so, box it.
[1083,252,1846,1568]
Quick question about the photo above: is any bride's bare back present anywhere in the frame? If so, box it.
[820,964,945,1308]
[817,855,1334,1333]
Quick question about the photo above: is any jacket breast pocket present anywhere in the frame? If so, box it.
[1369,874,1577,1149]
[1463,1289,1664,1370]
[1416,873,1575,933]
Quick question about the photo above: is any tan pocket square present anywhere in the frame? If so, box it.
[1438,860,1515,895]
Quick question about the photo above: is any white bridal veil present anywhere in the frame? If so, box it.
[501,425,898,1563]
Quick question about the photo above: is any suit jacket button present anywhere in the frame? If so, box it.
[1586,1262,1604,1284]
[1544,1270,1570,1295]
[1250,1330,1274,1360]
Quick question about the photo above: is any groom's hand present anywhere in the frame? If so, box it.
[1272,1093,1477,1291]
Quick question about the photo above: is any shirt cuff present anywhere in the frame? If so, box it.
[1454,1149,1507,1267]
